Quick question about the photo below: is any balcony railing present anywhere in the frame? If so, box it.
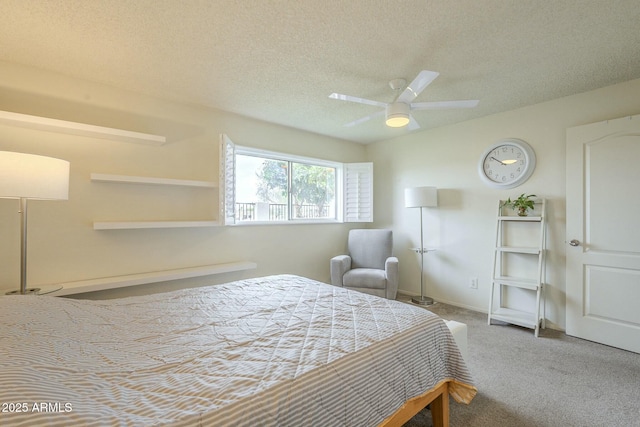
[236,202,330,221]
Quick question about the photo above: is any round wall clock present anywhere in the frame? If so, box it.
[478,138,536,189]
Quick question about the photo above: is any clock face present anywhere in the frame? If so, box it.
[478,139,536,189]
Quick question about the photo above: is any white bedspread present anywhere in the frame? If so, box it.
[0,274,475,426]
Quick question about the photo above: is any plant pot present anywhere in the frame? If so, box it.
[517,207,528,216]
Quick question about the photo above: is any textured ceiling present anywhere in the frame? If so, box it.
[0,0,639,144]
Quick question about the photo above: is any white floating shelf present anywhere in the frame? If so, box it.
[0,110,167,146]
[91,173,217,188]
[93,220,220,230]
[49,261,257,296]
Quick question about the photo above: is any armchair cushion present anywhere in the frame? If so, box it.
[343,268,387,289]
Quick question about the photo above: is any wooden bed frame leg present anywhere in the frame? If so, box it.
[430,389,450,427]
[378,381,452,427]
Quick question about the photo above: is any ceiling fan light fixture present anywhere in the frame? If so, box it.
[331,70,479,129]
[385,103,410,128]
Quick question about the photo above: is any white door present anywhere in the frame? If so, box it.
[566,114,640,354]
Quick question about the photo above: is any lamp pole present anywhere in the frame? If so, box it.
[19,198,30,294]
[411,206,434,305]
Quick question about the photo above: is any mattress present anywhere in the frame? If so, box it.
[0,274,475,426]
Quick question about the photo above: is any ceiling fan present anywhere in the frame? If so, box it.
[329,70,479,130]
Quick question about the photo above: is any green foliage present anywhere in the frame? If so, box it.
[255,160,335,215]
[501,193,537,216]
[255,160,288,203]
[291,163,335,216]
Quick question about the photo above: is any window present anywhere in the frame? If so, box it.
[235,153,336,221]
[219,134,372,225]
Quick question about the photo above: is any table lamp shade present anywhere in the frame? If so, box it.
[0,151,69,200]
[404,186,437,208]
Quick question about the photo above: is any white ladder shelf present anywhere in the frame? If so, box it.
[488,198,546,336]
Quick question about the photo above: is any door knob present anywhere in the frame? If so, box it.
[569,239,580,247]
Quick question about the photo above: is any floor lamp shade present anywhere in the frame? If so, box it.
[404,186,438,208]
[0,151,69,200]
[0,151,69,295]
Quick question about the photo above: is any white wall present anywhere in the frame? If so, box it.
[3,59,640,326]
[368,77,640,330]
[0,61,366,298]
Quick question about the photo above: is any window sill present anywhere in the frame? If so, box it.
[233,219,342,226]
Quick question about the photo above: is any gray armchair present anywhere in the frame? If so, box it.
[330,229,399,300]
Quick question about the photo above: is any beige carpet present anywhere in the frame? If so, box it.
[401,300,640,427]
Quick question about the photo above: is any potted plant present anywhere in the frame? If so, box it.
[501,193,537,216]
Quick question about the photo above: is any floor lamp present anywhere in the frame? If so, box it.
[405,186,438,305]
[0,151,69,295]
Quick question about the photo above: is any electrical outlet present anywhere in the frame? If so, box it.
[469,277,478,289]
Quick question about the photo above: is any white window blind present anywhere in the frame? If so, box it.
[219,134,236,225]
[344,162,373,223]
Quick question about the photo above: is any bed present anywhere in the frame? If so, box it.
[0,274,476,426]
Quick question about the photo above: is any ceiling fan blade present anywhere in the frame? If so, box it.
[343,110,385,127]
[411,100,480,110]
[329,93,388,109]
[407,116,421,131]
[396,70,439,104]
